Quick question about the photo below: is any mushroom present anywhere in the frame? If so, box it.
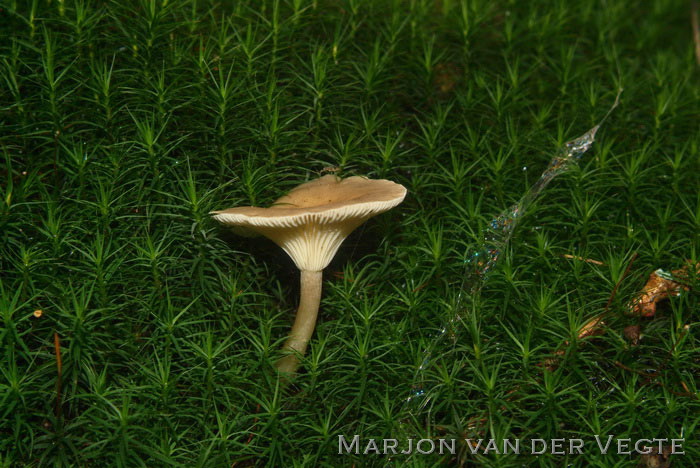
[212,175,407,374]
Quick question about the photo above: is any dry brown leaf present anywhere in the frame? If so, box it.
[631,270,680,317]
[629,263,697,317]
[578,315,606,340]
[541,316,606,371]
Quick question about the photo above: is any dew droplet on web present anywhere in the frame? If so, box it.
[402,89,622,425]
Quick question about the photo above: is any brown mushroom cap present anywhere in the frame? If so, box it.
[211,175,407,271]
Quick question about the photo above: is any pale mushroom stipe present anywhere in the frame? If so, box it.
[211,175,407,375]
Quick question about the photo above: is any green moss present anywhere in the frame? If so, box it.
[0,0,698,465]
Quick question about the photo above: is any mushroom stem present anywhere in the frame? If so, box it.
[276,269,323,374]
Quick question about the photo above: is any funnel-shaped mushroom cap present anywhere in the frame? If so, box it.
[212,175,407,271]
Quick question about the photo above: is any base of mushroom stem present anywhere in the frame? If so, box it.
[275,352,302,375]
[274,270,323,376]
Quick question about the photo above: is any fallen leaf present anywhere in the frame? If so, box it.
[629,263,698,317]
[578,315,605,340]
[541,316,605,371]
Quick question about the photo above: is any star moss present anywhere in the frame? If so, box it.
[0,0,698,466]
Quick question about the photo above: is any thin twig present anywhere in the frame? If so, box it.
[561,254,605,266]
[614,360,659,378]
